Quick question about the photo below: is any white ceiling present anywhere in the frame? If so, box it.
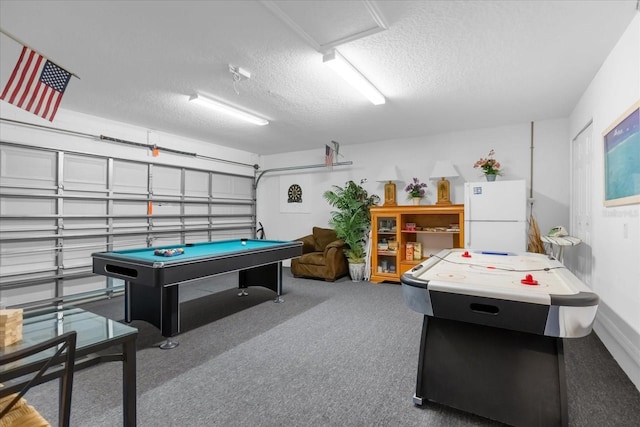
[0,1,637,155]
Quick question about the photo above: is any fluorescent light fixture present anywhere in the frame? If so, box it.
[189,93,269,126]
[323,49,385,105]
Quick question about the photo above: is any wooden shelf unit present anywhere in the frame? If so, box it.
[370,205,464,283]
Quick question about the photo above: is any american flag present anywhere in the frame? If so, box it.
[1,46,72,121]
[325,144,334,167]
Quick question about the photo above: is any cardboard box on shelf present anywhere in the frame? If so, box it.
[413,242,423,260]
[406,243,414,261]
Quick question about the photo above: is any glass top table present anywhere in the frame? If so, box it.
[0,306,138,426]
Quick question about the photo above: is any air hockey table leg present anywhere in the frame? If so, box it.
[413,315,568,426]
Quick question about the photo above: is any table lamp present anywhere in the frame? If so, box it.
[429,160,459,205]
[377,165,400,206]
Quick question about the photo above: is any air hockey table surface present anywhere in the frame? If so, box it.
[401,248,598,338]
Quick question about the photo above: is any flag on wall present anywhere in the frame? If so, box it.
[1,46,72,121]
[325,144,334,167]
[331,140,340,160]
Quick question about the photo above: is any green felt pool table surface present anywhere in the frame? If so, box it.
[101,239,292,263]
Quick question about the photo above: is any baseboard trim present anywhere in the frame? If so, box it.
[593,305,640,392]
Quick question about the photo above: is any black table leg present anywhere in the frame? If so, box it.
[415,316,566,426]
[123,335,137,426]
[239,262,284,302]
[159,285,180,349]
[126,282,180,348]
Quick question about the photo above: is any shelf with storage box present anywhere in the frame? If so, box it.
[370,205,464,283]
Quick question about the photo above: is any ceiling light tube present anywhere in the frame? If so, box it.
[322,49,385,106]
[189,93,269,126]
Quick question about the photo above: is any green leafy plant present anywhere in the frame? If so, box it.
[323,179,380,263]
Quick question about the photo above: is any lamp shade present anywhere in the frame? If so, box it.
[429,161,459,179]
[377,164,399,206]
[376,164,400,183]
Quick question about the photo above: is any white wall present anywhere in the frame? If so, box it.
[569,14,640,390]
[257,118,570,257]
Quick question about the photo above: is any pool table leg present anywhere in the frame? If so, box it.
[158,285,180,349]
[125,281,180,349]
[273,262,284,303]
[159,337,179,350]
[238,262,284,303]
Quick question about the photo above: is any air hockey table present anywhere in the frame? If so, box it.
[401,248,599,427]
[93,239,302,348]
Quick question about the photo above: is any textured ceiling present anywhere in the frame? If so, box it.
[0,1,637,155]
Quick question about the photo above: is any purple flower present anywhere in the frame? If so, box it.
[405,177,427,198]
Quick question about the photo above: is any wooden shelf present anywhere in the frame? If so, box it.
[400,258,425,265]
[370,205,464,283]
[377,250,397,256]
[401,230,460,234]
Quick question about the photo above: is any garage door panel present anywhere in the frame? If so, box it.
[1,146,56,186]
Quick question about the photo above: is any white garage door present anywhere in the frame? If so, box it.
[0,143,255,308]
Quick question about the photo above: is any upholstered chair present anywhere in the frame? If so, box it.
[290,227,349,281]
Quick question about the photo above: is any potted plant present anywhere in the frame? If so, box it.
[323,179,380,281]
[405,177,427,205]
[473,149,502,181]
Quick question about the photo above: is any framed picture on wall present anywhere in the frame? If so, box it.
[603,101,640,207]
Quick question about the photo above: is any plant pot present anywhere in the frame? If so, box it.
[485,174,497,182]
[412,197,422,205]
[348,262,365,282]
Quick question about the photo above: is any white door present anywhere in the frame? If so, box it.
[570,122,593,288]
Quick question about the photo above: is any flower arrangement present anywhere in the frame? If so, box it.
[405,177,427,198]
[473,149,502,175]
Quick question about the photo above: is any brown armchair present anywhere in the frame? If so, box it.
[290,227,349,281]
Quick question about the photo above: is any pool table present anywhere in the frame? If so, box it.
[92,239,302,348]
[401,248,599,427]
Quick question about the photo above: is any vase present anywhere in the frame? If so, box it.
[412,197,421,205]
[485,174,497,182]
[348,262,365,282]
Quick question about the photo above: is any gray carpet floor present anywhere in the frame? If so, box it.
[25,269,640,426]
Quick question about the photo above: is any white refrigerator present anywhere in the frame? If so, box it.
[463,179,527,253]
